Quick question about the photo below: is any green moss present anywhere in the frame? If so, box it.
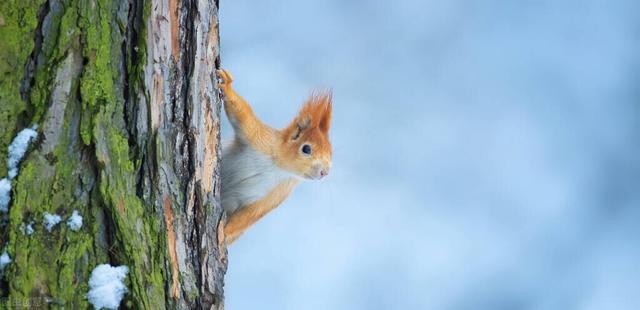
[0,0,47,176]
[7,151,95,307]
[7,0,167,307]
[1,0,175,306]
[128,0,150,93]
[77,0,115,146]
[29,0,65,123]
[92,111,166,308]
[6,57,96,303]
[76,0,167,307]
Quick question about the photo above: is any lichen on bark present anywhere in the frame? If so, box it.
[0,0,226,307]
[0,0,47,176]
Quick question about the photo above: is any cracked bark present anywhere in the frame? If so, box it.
[0,0,226,308]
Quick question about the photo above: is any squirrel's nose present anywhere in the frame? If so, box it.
[320,169,328,177]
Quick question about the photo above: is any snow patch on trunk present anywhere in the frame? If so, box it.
[0,250,11,272]
[7,126,38,179]
[0,178,10,212]
[87,264,129,310]
[67,210,83,231]
[1,125,38,212]
[43,212,62,232]
[22,222,34,235]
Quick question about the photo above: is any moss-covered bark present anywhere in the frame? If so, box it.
[0,0,226,308]
[0,0,46,176]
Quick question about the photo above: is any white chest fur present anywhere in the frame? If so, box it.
[220,140,294,213]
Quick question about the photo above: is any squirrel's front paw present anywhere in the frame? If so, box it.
[216,69,234,87]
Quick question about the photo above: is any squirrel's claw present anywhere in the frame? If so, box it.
[216,69,234,86]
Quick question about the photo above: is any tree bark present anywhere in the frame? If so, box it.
[0,0,226,308]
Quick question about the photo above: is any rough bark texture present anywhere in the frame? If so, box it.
[0,0,226,308]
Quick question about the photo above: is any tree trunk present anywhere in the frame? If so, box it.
[0,0,227,308]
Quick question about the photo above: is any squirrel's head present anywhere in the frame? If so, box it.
[278,91,332,180]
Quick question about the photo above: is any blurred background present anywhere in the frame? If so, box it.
[218,0,639,309]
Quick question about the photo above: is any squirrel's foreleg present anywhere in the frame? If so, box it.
[224,179,298,244]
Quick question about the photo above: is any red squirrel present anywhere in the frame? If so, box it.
[217,69,333,244]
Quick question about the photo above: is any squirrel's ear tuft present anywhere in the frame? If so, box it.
[289,90,332,138]
[318,92,332,134]
[300,90,332,133]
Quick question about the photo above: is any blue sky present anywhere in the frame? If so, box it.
[219,1,639,309]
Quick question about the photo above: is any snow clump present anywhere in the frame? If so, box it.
[87,264,129,310]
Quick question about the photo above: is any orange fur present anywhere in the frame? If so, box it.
[277,92,332,176]
[217,69,332,244]
[225,179,299,243]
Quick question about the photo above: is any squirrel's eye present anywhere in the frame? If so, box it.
[302,144,312,155]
